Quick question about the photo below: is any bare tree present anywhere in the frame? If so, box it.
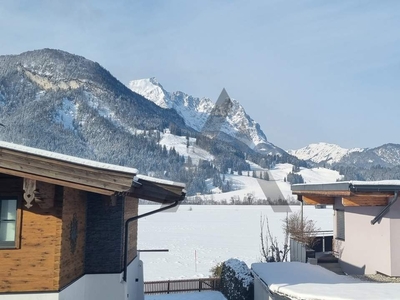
[260,211,320,262]
[260,214,289,262]
[285,210,320,248]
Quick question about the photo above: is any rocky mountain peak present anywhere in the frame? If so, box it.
[128,79,278,154]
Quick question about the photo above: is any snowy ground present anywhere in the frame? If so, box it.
[138,205,333,281]
[145,291,226,300]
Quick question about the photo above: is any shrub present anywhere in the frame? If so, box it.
[220,259,254,300]
[210,262,223,277]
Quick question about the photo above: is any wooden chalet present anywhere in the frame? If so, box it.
[0,141,185,300]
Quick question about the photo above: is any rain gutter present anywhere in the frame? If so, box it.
[371,191,399,225]
[122,193,185,282]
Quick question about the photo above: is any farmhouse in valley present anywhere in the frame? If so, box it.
[292,181,400,277]
[0,141,185,300]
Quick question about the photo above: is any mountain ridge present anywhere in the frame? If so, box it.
[289,142,400,168]
[128,78,281,154]
[0,48,304,197]
[288,142,364,164]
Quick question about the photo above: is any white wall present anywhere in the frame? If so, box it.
[84,273,126,300]
[334,198,394,275]
[253,272,272,300]
[388,200,400,276]
[1,258,144,300]
[58,273,125,300]
[59,275,86,300]
[127,256,144,300]
[60,256,143,300]
[0,294,58,300]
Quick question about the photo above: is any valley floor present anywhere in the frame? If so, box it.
[138,205,333,281]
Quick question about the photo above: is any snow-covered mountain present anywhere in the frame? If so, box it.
[0,48,191,171]
[288,142,363,164]
[289,142,400,168]
[128,78,280,154]
[337,143,400,168]
[129,77,212,132]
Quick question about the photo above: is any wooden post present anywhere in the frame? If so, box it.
[167,280,170,294]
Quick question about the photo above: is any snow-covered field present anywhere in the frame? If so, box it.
[138,205,333,281]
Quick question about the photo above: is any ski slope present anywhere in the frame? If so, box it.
[159,132,214,164]
[160,132,342,202]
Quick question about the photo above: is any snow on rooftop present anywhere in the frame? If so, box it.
[295,180,400,187]
[349,180,400,186]
[0,141,138,174]
[136,174,186,188]
[252,262,400,300]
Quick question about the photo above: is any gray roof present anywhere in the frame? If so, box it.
[292,180,400,193]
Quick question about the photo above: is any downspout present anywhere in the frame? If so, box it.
[371,191,399,225]
[123,199,182,282]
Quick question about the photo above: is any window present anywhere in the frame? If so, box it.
[336,210,345,240]
[0,198,17,248]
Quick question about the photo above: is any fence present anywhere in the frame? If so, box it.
[290,238,307,263]
[144,278,221,294]
[290,231,333,263]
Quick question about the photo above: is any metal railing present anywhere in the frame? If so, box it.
[144,278,220,294]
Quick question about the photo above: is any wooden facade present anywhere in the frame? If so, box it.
[0,178,87,292]
[295,191,394,207]
[0,142,185,296]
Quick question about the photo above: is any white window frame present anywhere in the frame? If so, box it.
[0,198,18,248]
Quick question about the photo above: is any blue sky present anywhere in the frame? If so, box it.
[1,0,399,150]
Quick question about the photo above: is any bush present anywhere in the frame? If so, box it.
[210,262,223,277]
[220,259,254,300]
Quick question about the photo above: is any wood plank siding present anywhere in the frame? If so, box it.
[0,176,88,293]
[0,176,62,292]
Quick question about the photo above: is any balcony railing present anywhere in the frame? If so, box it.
[144,277,220,294]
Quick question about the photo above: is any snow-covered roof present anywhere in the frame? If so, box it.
[0,140,138,174]
[0,141,186,202]
[292,180,400,193]
[252,262,400,300]
[136,174,186,188]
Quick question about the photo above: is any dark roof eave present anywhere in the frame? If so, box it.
[126,177,186,204]
[292,182,400,194]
